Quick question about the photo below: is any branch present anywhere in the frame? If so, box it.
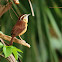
[0,2,12,17]
[28,0,35,16]
[0,32,30,48]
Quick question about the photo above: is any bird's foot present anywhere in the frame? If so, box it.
[19,36,23,40]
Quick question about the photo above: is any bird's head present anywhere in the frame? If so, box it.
[19,14,30,23]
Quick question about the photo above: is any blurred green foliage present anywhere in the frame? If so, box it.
[0,0,62,62]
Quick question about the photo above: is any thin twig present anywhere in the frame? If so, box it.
[28,0,35,16]
[5,0,19,18]
[11,7,19,18]
[0,38,6,45]
[0,2,12,17]
[0,38,9,46]
[0,55,9,61]
[18,57,22,62]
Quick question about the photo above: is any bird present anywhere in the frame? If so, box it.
[9,14,30,45]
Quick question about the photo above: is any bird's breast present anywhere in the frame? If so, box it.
[19,23,28,36]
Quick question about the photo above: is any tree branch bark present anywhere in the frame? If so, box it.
[0,32,30,48]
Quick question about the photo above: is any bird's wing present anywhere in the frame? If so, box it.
[11,25,25,36]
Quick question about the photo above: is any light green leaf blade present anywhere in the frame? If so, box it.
[15,47,23,53]
[12,46,23,53]
[18,53,22,58]
[3,46,6,57]
[0,42,3,48]
[3,46,12,58]
[12,49,18,60]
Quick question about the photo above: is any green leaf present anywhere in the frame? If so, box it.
[18,53,22,58]
[11,46,23,60]
[15,47,23,53]
[0,42,3,48]
[3,45,23,60]
[12,48,18,60]
[12,46,23,53]
[3,46,6,56]
[3,46,12,58]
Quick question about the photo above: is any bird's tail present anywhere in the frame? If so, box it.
[9,35,14,46]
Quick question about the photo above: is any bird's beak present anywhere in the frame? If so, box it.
[27,14,31,16]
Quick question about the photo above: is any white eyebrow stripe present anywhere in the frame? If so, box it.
[20,14,27,20]
[21,14,27,18]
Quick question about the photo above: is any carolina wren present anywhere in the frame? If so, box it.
[9,14,30,45]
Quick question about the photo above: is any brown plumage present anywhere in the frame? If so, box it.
[10,14,30,45]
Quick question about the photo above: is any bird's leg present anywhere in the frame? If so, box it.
[19,36,23,40]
